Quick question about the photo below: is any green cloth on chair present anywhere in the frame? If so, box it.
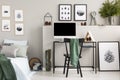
[70,39,79,67]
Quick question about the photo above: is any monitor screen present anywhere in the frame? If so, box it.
[54,22,76,38]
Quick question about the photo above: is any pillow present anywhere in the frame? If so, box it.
[3,43,14,46]
[1,45,18,58]
[14,45,28,57]
[3,39,28,46]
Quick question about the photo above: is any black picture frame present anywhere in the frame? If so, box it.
[58,4,72,21]
[74,4,87,21]
[98,41,120,71]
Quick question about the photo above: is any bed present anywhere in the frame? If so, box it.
[8,57,34,80]
[1,39,35,80]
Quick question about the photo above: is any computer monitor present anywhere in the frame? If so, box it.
[54,22,76,38]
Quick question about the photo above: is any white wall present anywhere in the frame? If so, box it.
[0,0,119,63]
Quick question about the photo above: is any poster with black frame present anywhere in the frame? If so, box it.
[58,4,72,21]
[74,4,87,21]
[98,41,120,71]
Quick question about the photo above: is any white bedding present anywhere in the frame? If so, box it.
[4,39,35,80]
[8,57,35,80]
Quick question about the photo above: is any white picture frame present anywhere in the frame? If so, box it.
[15,23,24,35]
[98,41,120,71]
[74,4,87,21]
[59,4,72,21]
[15,10,23,21]
[2,5,10,17]
[2,20,10,31]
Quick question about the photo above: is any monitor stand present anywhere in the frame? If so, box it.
[53,38,64,42]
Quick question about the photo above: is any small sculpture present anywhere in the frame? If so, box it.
[84,31,95,42]
[90,11,97,25]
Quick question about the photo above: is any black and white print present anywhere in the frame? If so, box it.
[2,5,10,17]
[15,23,24,35]
[104,50,114,63]
[59,4,72,21]
[2,20,10,31]
[15,10,23,21]
[74,4,87,21]
[98,42,119,71]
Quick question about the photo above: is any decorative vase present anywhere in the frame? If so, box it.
[107,16,114,25]
[119,16,120,25]
[45,49,51,71]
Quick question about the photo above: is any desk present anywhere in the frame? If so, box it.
[53,41,96,73]
[82,42,96,72]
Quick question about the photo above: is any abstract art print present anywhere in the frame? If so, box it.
[74,4,87,21]
[98,41,119,71]
[59,4,72,21]
[15,23,24,35]
[2,5,10,17]
[2,20,10,31]
[15,10,23,21]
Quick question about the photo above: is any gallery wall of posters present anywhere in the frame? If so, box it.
[15,10,24,36]
[1,5,24,36]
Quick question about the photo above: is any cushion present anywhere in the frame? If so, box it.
[1,45,18,58]
[3,43,14,46]
[14,45,28,57]
[3,39,28,46]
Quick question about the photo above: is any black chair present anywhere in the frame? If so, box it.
[63,38,84,77]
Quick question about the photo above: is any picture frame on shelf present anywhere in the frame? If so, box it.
[2,20,10,31]
[58,4,72,21]
[98,41,120,71]
[74,4,87,21]
[2,5,10,17]
[15,23,24,35]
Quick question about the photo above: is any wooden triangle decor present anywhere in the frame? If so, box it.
[84,31,95,42]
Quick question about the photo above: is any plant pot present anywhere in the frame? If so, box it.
[45,49,51,71]
[107,16,114,25]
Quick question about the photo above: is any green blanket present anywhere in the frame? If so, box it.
[70,39,79,67]
[0,54,17,80]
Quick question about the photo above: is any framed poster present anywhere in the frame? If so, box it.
[98,41,120,71]
[59,4,72,21]
[2,20,10,31]
[15,10,23,21]
[2,5,10,17]
[15,23,24,35]
[74,4,87,21]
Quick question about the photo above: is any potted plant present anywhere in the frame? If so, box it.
[115,0,120,24]
[99,0,117,25]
